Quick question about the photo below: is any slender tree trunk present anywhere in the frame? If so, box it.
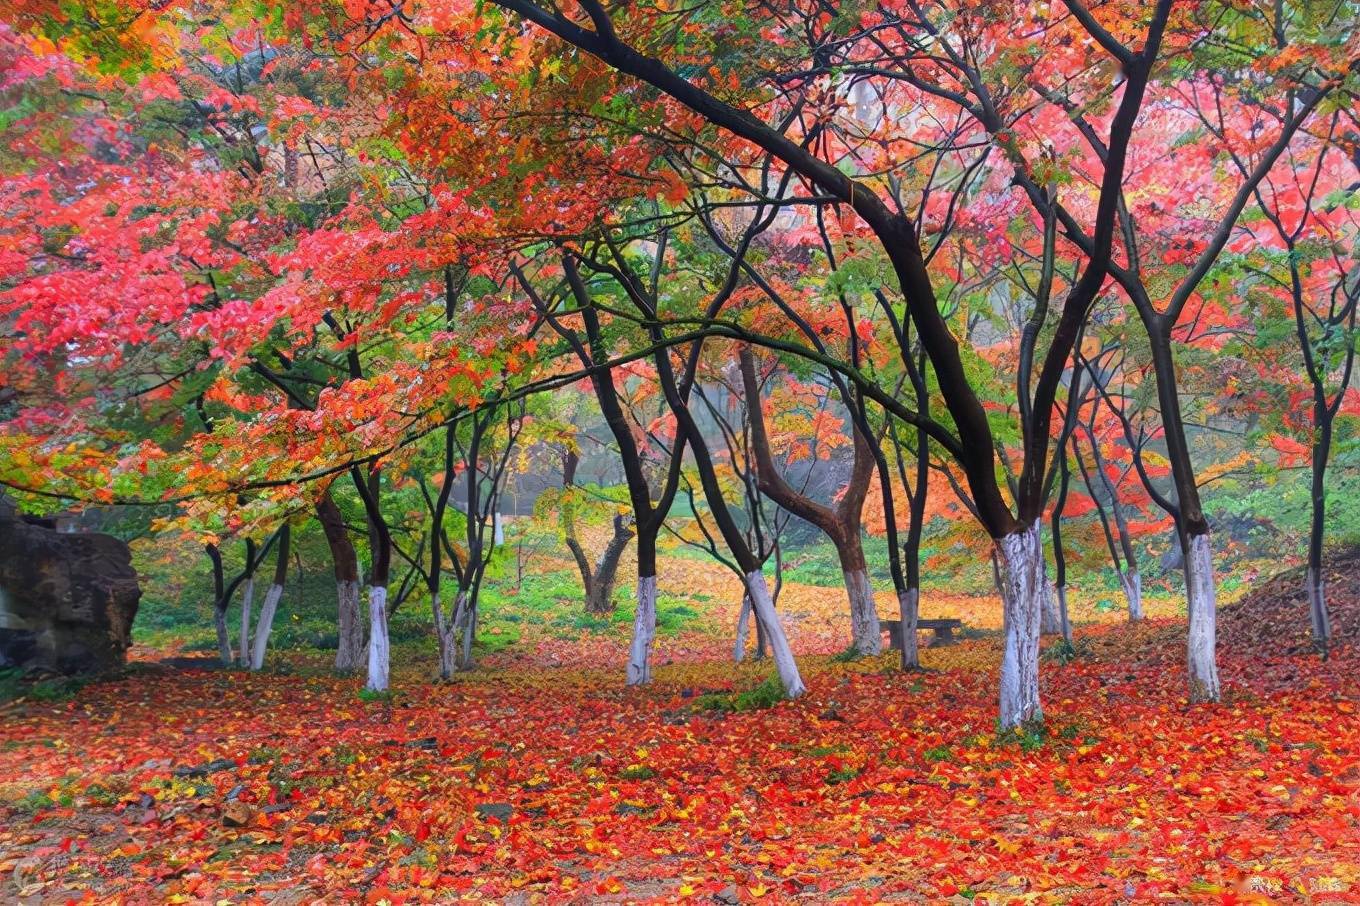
[249,525,290,671]
[1051,450,1073,644]
[997,520,1045,729]
[1040,571,1063,636]
[1120,571,1144,622]
[1306,420,1332,653]
[896,587,920,669]
[1184,531,1221,703]
[207,544,232,666]
[745,570,805,697]
[734,592,752,663]
[458,597,477,671]
[238,576,255,668]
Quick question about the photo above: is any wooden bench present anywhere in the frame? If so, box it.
[881,618,963,649]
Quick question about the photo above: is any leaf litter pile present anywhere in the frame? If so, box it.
[2,562,1359,904]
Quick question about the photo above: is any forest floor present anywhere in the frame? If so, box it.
[1,552,1358,904]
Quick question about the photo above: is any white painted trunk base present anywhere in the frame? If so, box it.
[1120,570,1144,622]
[366,586,390,692]
[1185,534,1220,703]
[248,583,283,670]
[843,568,882,655]
[733,594,752,663]
[1306,568,1330,650]
[897,587,920,670]
[334,579,364,672]
[997,521,1044,729]
[745,571,805,698]
[238,578,255,668]
[626,576,657,685]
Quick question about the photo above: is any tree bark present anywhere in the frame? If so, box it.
[586,514,633,614]
[1184,532,1220,703]
[249,524,290,671]
[237,576,255,668]
[745,570,805,697]
[734,592,752,663]
[627,575,658,685]
[366,585,390,692]
[207,544,232,666]
[897,586,920,670]
[316,490,365,671]
[997,520,1045,729]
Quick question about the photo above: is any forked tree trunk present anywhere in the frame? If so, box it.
[897,587,920,670]
[745,571,805,698]
[627,575,658,685]
[237,577,255,668]
[997,520,1044,729]
[366,586,390,692]
[733,592,752,663]
[1184,532,1220,703]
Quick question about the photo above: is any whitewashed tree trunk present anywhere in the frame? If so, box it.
[334,579,364,672]
[366,586,390,692]
[237,578,255,668]
[733,593,752,663]
[1184,533,1220,703]
[248,583,283,670]
[493,511,504,546]
[745,571,805,698]
[1120,570,1144,622]
[626,576,657,685]
[898,587,920,670]
[843,568,882,655]
[997,520,1044,730]
[1306,568,1330,651]
[1055,584,1072,645]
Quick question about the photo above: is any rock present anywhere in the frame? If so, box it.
[221,801,256,828]
[0,498,140,675]
[474,802,513,822]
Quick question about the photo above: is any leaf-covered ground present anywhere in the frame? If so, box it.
[2,557,1359,904]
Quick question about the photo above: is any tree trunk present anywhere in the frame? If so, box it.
[1306,436,1331,653]
[248,525,290,671]
[434,591,463,680]
[237,577,255,668]
[1184,532,1220,703]
[997,520,1044,729]
[586,514,633,614]
[1039,573,1063,636]
[215,607,233,665]
[840,558,882,655]
[207,544,232,666]
[1120,570,1144,622]
[897,586,920,670]
[734,592,752,663]
[1055,584,1071,645]
[458,598,477,672]
[316,491,364,672]
[745,570,805,698]
[626,575,657,685]
[366,586,390,692]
